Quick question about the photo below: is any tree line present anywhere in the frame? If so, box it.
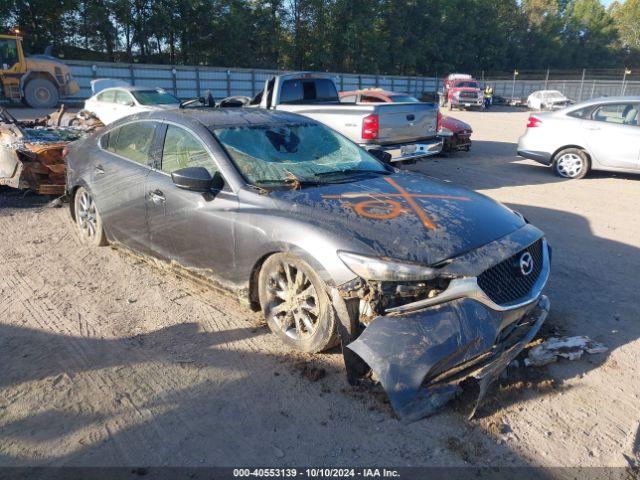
[1,0,639,75]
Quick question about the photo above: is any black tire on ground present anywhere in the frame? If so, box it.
[258,253,338,353]
[73,187,108,246]
[552,148,590,179]
[24,78,59,108]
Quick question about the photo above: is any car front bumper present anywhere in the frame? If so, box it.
[334,237,551,421]
[452,97,483,107]
[345,294,550,421]
[369,138,443,162]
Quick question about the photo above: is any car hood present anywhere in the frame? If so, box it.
[267,171,525,265]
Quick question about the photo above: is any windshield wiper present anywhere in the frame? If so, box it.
[253,178,322,188]
[313,168,388,179]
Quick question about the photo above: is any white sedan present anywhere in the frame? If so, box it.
[84,81,181,124]
[526,90,572,111]
[518,96,640,179]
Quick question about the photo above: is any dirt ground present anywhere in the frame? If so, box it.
[1,106,639,469]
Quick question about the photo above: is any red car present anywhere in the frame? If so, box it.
[339,88,472,153]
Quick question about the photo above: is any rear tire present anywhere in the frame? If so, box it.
[552,148,590,179]
[24,78,59,108]
[258,253,337,353]
[73,187,108,246]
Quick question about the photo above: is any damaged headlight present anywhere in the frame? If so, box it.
[337,251,438,281]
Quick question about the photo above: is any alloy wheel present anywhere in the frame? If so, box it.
[265,260,320,340]
[76,190,98,240]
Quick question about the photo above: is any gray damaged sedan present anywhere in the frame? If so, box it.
[65,109,551,420]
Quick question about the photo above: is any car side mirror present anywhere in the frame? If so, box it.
[369,148,392,164]
[171,167,216,191]
[127,101,135,106]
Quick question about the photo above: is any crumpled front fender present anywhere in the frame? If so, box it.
[344,295,550,421]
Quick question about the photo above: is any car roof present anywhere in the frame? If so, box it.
[134,108,315,129]
[567,96,640,109]
[98,86,168,94]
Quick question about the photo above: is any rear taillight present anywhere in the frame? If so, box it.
[362,114,379,140]
[436,110,443,132]
[527,116,542,128]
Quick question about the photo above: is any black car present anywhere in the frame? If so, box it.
[65,108,551,420]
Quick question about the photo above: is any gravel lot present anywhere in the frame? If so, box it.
[1,106,639,469]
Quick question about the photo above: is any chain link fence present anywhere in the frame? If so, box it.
[63,60,640,104]
[63,59,439,102]
[476,68,640,102]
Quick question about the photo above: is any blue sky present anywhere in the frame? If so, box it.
[600,0,615,6]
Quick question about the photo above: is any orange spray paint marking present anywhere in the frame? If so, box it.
[322,178,471,229]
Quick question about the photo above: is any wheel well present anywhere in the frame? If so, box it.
[22,71,60,93]
[551,145,590,162]
[68,185,80,221]
[248,252,276,311]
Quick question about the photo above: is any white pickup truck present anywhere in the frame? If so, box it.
[248,73,443,162]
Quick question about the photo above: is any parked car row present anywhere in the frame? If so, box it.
[84,74,475,160]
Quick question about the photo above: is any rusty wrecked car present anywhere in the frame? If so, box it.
[0,107,101,195]
[65,108,551,420]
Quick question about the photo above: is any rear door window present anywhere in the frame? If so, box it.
[115,90,133,105]
[161,125,217,174]
[361,95,383,103]
[591,103,638,125]
[279,78,338,104]
[97,90,116,103]
[108,121,157,164]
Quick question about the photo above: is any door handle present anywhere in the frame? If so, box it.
[586,126,601,131]
[149,189,165,204]
[95,164,105,174]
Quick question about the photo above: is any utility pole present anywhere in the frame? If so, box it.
[511,70,519,102]
[621,68,631,95]
[544,69,549,90]
[578,69,586,102]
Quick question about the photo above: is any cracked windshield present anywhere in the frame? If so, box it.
[213,123,389,187]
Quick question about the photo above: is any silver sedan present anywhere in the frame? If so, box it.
[517,96,640,178]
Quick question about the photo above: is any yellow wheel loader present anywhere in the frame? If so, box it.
[0,33,79,108]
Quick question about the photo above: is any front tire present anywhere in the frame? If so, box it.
[24,78,59,108]
[258,253,337,353]
[552,148,590,179]
[74,187,108,246]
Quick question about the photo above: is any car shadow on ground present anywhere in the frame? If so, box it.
[0,320,549,470]
[0,187,60,210]
[409,141,639,191]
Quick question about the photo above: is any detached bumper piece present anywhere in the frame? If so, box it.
[344,295,550,422]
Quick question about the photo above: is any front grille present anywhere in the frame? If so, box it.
[459,92,478,100]
[477,239,544,305]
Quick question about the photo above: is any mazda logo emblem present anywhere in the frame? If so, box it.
[519,252,534,276]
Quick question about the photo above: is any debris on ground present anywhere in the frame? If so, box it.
[0,107,102,195]
[524,336,608,367]
[293,359,327,382]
